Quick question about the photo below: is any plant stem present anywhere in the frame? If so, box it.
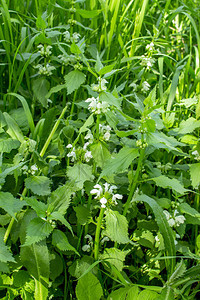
[94,208,105,260]
[123,148,145,216]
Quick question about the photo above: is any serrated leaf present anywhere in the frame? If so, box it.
[0,192,25,218]
[49,211,73,234]
[134,195,175,276]
[98,64,115,76]
[99,91,121,110]
[64,70,86,94]
[25,176,52,196]
[3,112,25,143]
[179,202,200,218]
[146,132,184,151]
[100,248,129,272]
[104,210,129,244]
[76,272,103,300]
[100,147,139,178]
[52,229,79,255]
[0,229,15,263]
[137,289,158,299]
[91,141,111,168]
[159,286,174,300]
[177,117,200,134]
[69,256,97,279]
[24,217,53,246]
[74,205,91,225]
[0,138,20,153]
[167,260,186,286]
[45,84,66,99]
[67,163,94,189]
[152,175,187,194]
[20,240,49,300]
[25,197,47,218]
[32,78,50,108]
[190,163,200,189]
[108,286,139,300]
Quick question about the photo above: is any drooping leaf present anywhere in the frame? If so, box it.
[151,175,187,194]
[100,147,139,178]
[3,112,25,143]
[64,70,86,94]
[52,229,79,255]
[100,248,129,272]
[76,272,103,300]
[69,256,97,279]
[45,84,66,99]
[104,210,129,244]
[67,163,94,189]
[49,211,73,234]
[0,192,25,218]
[32,78,50,108]
[108,286,139,300]
[50,252,63,281]
[91,141,111,168]
[74,205,91,225]
[0,138,20,153]
[134,194,175,276]
[146,132,184,151]
[24,217,53,246]
[25,176,52,196]
[177,117,200,134]
[190,163,200,189]
[20,240,49,300]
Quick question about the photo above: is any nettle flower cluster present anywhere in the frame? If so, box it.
[90,183,123,209]
[85,97,110,114]
[91,77,108,93]
[99,124,111,141]
[37,44,52,57]
[163,209,185,228]
[66,143,93,163]
[63,30,81,43]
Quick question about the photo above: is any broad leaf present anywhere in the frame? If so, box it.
[49,211,73,234]
[25,197,47,218]
[99,91,121,110]
[3,112,25,143]
[32,78,50,108]
[108,286,139,300]
[76,272,103,300]
[91,141,111,168]
[0,138,20,153]
[24,217,53,246]
[151,175,187,194]
[190,163,200,189]
[104,210,129,244]
[100,147,139,178]
[0,192,25,218]
[25,176,52,196]
[20,240,49,300]
[52,229,79,255]
[100,248,129,272]
[67,163,94,189]
[74,205,91,225]
[64,70,86,94]
[0,229,15,263]
[177,117,200,134]
[137,289,158,299]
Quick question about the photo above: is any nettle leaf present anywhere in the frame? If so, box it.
[32,78,50,108]
[100,248,129,272]
[99,91,121,110]
[69,256,98,279]
[137,289,159,299]
[134,194,175,276]
[100,147,139,178]
[0,138,20,153]
[0,192,25,218]
[20,240,49,300]
[108,286,139,300]
[190,163,200,189]
[0,229,15,263]
[67,163,94,189]
[104,210,129,244]
[159,286,174,300]
[49,211,73,234]
[177,117,200,134]
[50,252,63,281]
[152,175,187,195]
[24,217,53,246]
[91,141,111,168]
[76,272,103,300]
[25,176,52,196]
[74,205,91,225]
[146,132,184,151]
[52,229,79,255]
[25,197,47,218]
[45,84,66,99]
[64,70,86,95]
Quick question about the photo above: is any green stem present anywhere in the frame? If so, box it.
[94,208,105,260]
[96,114,100,141]
[40,105,68,157]
[123,148,145,216]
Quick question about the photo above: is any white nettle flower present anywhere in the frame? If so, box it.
[85,130,94,143]
[100,236,109,244]
[66,144,73,149]
[163,210,185,227]
[85,97,110,114]
[146,42,154,51]
[99,124,111,141]
[63,30,71,42]
[141,81,150,92]
[72,32,81,43]
[91,77,108,92]
[82,244,91,252]
[90,184,103,198]
[67,148,76,162]
[35,63,55,76]
[100,197,107,208]
[84,150,93,162]
[83,142,90,151]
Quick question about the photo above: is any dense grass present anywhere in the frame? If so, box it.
[1,0,200,299]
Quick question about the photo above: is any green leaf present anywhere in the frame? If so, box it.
[76,272,103,300]
[100,248,129,272]
[52,229,79,255]
[32,78,50,108]
[0,192,25,218]
[167,260,186,286]
[98,64,115,76]
[20,240,49,300]
[137,289,158,299]
[159,286,174,300]
[67,163,94,189]
[25,197,47,218]
[0,229,15,263]
[99,91,121,110]
[64,70,86,95]
[179,202,200,218]
[134,195,176,276]
[151,175,187,195]
[146,132,183,151]
[79,114,94,134]
[24,217,53,246]
[69,256,98,279]
[108,286,139,300]
[104,210,129,244]
[49,211,73,234]
[74,205,91,225]
[0,138,20,153]
[76,9,101,18]
[50,252,63,281]
[91,141,111,168]
[3,112,25,143]
[190,163,200,189]
[100,147,139,178]
[45,84,66,99]
[177,117,200,134]
[13,270,30,287]
[25,176,52,196]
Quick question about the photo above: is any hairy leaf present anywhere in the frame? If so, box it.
[104,210,129,244]
[99,91,121,110]
[25,197,47,218]
[74,205,91,225]
[32,78,50,108]
[76,272,103,300]
[100,248,129,272]
[137,289,158,299]
[151,175,187,194]
[0,229,15,263]
[0,138,20,153]
[52,229,79,255]
[190,163,200,189]
[49,211,73,234]
[91,141,111,168]
[25,176,52,196]
[67,163,94,189]
[0,192,25,218]
[108,286,139,300]
[64,70,86,94]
